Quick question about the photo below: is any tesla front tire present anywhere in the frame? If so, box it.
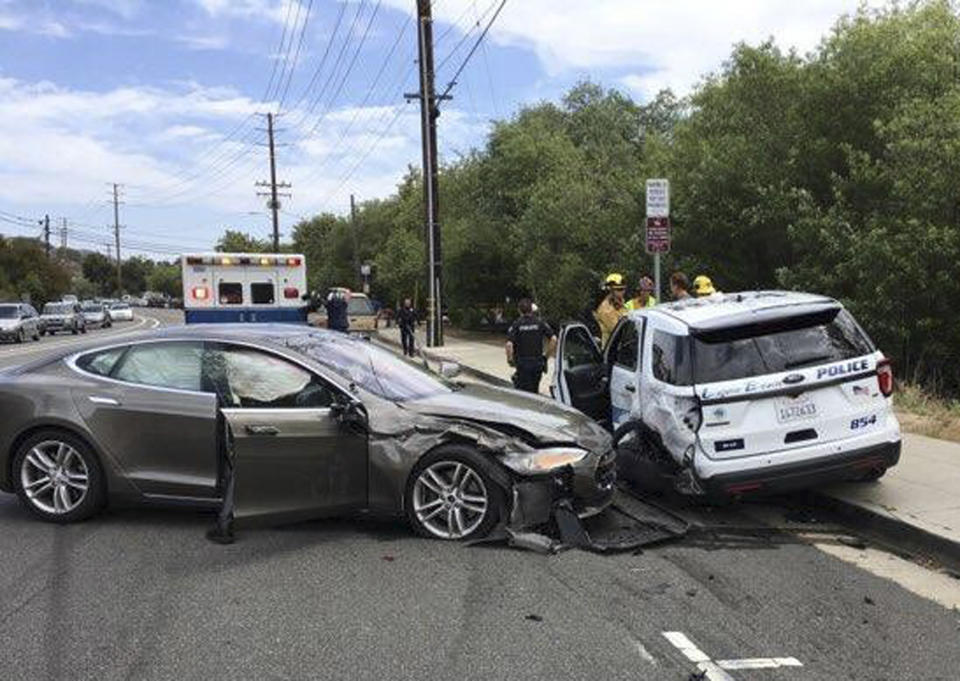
[13,430,106,523]
[405,445,503,541]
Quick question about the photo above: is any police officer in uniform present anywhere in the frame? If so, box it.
[506,298,557,394]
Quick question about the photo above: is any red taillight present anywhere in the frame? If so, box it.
[877,359,894,397]
[192,286,209,300]
[283,287,299,299]
[286,257,301,267]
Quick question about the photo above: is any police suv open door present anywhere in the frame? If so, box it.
[551,323,610,425]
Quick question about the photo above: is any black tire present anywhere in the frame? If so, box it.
[32,329,40,341]
[15,328,24,344]
[80,325,86,334]
[405,444,505,541]
[12,429,106,523]
[71,326,78,335]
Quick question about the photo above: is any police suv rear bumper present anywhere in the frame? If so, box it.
[700,440,901,496]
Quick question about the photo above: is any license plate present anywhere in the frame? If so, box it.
[776,396,817,423]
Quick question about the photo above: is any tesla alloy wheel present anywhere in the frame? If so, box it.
[406,446,503,541]
[14,431,105,523]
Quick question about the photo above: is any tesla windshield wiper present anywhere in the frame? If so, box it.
[784,353,834,369]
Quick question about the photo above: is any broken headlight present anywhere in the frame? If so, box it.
[501,447,589,475]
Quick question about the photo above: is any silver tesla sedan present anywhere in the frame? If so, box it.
[0,325,614,541]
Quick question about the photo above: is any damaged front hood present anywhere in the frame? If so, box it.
[401,382,611,452]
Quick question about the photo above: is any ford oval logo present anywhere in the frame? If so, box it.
[783,373,805,385]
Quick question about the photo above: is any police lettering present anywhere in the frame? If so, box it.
[816,359,869,380]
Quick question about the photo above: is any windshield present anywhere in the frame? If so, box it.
[43,303,71,315]
[82,304,102,312]
[347,297,375,315]
[111,303,130,310]
[0,305,18,319]
[283,332,454,401]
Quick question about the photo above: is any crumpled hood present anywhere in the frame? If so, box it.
[401,383,611,452]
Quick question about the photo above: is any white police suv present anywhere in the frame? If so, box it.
[550,291,900,496]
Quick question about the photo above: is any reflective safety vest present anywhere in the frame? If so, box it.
[624,295,657,310]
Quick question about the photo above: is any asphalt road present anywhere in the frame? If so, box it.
[0,312,958,681]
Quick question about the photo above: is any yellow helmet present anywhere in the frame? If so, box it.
[693,275,716,296]
[604,272,626,289]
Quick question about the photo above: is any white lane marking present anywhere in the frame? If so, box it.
[717,657,803,670]
[662,631,802,680]
[663,631,711,663]
[634,640,658,666]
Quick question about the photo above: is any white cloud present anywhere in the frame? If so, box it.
[383,0,890,99]
[175,33,229,50]
[193,0,305,25]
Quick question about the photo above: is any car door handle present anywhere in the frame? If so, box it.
[245,424,279,436]
[88,396,121,406]
[624,384,636,393]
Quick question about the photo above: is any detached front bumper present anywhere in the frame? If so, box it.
[700,440,901,496]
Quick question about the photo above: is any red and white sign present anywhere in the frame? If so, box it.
[646,216,671,254]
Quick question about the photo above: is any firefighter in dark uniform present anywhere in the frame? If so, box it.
[505,298,557,394]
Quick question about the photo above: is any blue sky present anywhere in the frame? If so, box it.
[0,0,884,258]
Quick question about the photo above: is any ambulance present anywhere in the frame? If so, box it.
[181,253,308,324]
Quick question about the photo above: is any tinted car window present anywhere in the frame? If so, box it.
[77,347,127,377]
[652,330,693,386]
[250,282,275,305]
[0,305,17,319]
[112,342,204,391]
[563,326,601,369]
[81,303,102,312]
[692,309,875,384]
[207,346,334,408]
[612,322,639,370]
[218,283,242,305]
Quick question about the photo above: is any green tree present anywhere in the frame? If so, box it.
[215,229,270,253]
[147,262,182,298]
[82,252,116,296]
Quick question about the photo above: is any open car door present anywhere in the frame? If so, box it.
[208,343,368,533]
[550,323,611,425]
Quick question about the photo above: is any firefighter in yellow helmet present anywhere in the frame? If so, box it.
[593,272,628,347]
[693,275,717,297]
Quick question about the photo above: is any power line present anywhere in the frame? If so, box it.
[437,0,507,103]
[277,0,315,110]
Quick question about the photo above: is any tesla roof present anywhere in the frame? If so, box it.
[642,290,841,331]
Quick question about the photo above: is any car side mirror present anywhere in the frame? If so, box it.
[439,361,461,379]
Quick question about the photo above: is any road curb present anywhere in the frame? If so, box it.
[375,331,513,388]
[808,490,960,573]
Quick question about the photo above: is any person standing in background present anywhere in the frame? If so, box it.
[625,276,657,310]
[397,298,418,357]
[506,298,557,394]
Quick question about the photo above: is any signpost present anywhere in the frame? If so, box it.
[645,178,671,302]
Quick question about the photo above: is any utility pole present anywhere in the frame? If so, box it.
[255,112,291,252]
[406,0,449,347]
[60,218,67,250]
[350,194,360,289]
[112,183,122,294]
[43,215,50,258]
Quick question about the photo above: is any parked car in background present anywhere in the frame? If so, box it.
[41,301,86,335]
[81,302,112,329]
[0,303,41,343]
[61,294,78,304]
[107,302,134,322]
[551,291,901,497]
[347,292,378,333]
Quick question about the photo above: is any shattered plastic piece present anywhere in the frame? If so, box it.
[864,596,875,606]
[506,528,561,555]
[524,614,544,622]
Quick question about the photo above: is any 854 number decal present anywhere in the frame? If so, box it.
[850,414,877,430]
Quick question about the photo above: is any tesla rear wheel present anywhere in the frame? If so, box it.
[14,431,105,523]
[406,446,503,541]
